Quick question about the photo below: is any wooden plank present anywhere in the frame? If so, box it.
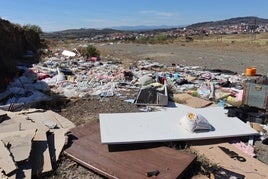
[99,107,258,144]
[64,121,196,179]
[189,139,268,179]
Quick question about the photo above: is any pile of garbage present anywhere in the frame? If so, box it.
[0,47,268,178]
[0,48,267,111]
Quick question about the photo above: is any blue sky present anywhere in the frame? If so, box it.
[0,0,267,32]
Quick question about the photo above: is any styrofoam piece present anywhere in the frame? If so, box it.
[61,50,76,57]
[99,106,258,144]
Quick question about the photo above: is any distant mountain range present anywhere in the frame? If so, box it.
[187,16,268,29]
[43,16,268,39]
[110,25,180,31]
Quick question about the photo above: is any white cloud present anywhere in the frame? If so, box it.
[140,10,177,18]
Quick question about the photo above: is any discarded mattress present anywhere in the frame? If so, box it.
[99,105,258,144]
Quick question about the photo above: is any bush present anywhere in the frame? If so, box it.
[23,24,42,34]
[81,45,100,58]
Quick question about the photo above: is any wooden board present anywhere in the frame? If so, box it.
[64,121,196,179]
[100,106,258,144]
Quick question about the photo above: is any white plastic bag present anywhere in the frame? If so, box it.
[179,112,212,133]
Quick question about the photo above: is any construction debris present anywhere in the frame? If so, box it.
[0,109,75,178]
[0,44,268,178]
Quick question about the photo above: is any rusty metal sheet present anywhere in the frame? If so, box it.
[64,121,196,179]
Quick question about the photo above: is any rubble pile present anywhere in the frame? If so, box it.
[0,108,75,178]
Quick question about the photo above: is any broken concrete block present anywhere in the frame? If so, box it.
[31,128,52,176]
[0,141,17,175]
[0,129,36,162]
[42,120,57,129]
[27,110,75,130]
[0,122,20,133]
[0,110,7,123]
[47,128,69,163]
[2,111,43,132]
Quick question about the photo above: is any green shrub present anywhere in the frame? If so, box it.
[23,24,42,34]
[81,44,100,58]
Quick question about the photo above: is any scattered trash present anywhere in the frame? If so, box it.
[146,170,160,177]
[0,44,267,178]
[219,146,246,162]
[62,50,76,57]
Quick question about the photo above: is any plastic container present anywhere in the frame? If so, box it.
[245,67,256,76]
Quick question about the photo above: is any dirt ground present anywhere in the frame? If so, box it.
[44,41,268,179]
[97,42,268,75]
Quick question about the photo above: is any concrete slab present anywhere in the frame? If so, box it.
[0,129,36,162]
[0,109,7,122]
[100,106,258,144]
[31,128,52,175]
[0,141,17,175]
[47,128,69,162]
[27,110,75,130]
[0,122,20,133]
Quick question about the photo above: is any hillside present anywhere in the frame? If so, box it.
[187,16,268,29]
[43,28,122,39]
[0,18,42,91]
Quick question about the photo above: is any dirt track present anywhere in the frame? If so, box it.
[98,43,268,75]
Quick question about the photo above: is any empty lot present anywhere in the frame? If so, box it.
[98,42,268,75]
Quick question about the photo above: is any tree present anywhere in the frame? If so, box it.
[23,24,42,34]
[81,44,100,58]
